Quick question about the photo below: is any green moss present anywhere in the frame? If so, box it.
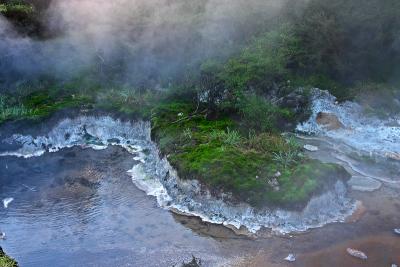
[0,90,92,124]
[0,248,18,267]
[22,91,91,118]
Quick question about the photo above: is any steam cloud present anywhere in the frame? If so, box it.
[0,0,287,88]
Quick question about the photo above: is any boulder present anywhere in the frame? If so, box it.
[316,112,344,130]
[278,88,308,114]
[304,144,319,152]
[346,248,367,260]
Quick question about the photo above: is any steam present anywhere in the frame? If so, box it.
[0,0,287,88]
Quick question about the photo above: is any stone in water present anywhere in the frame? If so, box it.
[303,144,319,152]
[346,248,367,260]
[316,112,344,130]
[2,198,13,208]
[284,254,296,262]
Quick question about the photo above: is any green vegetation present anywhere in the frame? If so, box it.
[0,88,91,124]
[151,100,350,207]
[0,2,33,14]
[0,248,18,267]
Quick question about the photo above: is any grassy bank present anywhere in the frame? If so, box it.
[0,248,18,267]
[151,100,350,208]
[0,86,350,209]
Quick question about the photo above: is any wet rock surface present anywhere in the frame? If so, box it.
[348,176,382,192]
[316,112,344,130]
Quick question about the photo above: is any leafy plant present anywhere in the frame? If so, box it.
[272,149,300,169]
[209,128,242,147]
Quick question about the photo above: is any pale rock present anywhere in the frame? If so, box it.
[284,254,296,262]
[303,144,319,152]
[346,248,367,260]
[347,176,382,192]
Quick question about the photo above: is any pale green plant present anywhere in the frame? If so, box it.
[272,149,299,169]
[209,127,242,146]
[183,128,192,140]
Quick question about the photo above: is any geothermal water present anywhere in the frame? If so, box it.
[297,89,400,190]
[297,89,400,159]
[0,115,355,235]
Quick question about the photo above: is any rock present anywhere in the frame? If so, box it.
[267,178,280,191]
[347,176,382,192]
[2,198,13,209]
[303,144,319,152]
[394,229,400,235]
[284,254,296,262]
[268,178,279,187]
[277,88,308,117]
[346,248,367,260]
[316,112,344,130]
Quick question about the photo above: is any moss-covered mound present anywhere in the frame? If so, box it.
[0,247,18,267]
[151,101,350,208]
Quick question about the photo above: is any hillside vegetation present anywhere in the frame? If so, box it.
[0,0,398,207]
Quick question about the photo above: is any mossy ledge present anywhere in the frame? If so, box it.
[151,101,351,209]
[1,89,351,210]
[0,247,18,267]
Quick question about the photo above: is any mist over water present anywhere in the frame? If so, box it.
[0,0,287,87]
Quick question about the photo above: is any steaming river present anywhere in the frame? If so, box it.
[0,90,399,266]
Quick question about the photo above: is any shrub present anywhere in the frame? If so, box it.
[221,23,302,94]
[237,94,294,133]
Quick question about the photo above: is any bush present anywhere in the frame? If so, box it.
[221,23,302,94]
[237,94,294,133]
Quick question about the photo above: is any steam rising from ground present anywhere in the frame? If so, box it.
[0,0,287,87]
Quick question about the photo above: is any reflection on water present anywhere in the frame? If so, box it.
[0,146,225,266]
